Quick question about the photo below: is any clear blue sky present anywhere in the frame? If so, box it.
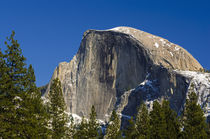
[0,0,209,86]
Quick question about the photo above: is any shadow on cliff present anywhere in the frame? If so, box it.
[119,65,190,128]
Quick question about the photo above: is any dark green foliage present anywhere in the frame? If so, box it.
[135,103,150,139]
[73,106,101,139]
[0,49,6,134]
[0,31,49,138]
[74,117,89,139]
[0,48,6,90]
[162,100,180,139]
[124,100,180,139]
[18,64,50,138]
[87,105,100,138]
[3,31,27,94]
[67,115,76,138]
[207,122,210,139]
[49,78,69,138]
[124,117,137,139]
[182,91,207,139]
[105,110,122,139]
[150,101,167,139]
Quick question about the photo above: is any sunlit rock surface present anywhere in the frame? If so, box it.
[43,27,209,123]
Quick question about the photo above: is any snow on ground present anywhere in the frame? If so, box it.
[66,112,105,125]
[71,113,82,120]
[41,96,49,104]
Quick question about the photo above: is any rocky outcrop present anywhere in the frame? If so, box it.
[43,27,209,123]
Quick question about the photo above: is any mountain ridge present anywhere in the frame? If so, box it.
[43,26,209,123]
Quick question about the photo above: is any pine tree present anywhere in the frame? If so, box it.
[0,48,6,85]
[207,122,210,139]
[73,106,101,139]
[67,114,76,139]
[162,100,180,139]
[87,105,100,138]
[150,101,167,139]
[0,31,50,138]
[135,103,150,139]
[0,48,9,137]
[105,110,121,139]
[124,116,137,139]
[74,117,89,139]
[49,78,69,138]
[0,33,28,138]
[21,65,50,138]
[182,91,207,139]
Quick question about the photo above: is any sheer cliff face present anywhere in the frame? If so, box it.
[44,27,209,121]
[47,30,152,119]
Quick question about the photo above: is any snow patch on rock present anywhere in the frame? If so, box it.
[170,52,174,57]
[175,46,180,51]
[160,38,166,45]
[154,42,159,48]
[174,70,210,118]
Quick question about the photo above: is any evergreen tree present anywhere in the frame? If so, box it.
[207,122,210,139]
[0,48,6,87]
[135,103,150,139]
[150,101,167,139]
[105,110,121,139]
[74,106,101,139]
[0,48,8,137]
[87,105,100,138]
[67,114,76,139]
[49,78,69,139]
[0,31,49,138]
[124,116,137,139]
[162,100,180,139]
[182,91,207,139]
[21,65,50,138]
[0,33,28,137]
[74,117,89,139]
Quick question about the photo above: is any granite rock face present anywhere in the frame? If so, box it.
[109,27,202,71]
[44,27,209,122]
